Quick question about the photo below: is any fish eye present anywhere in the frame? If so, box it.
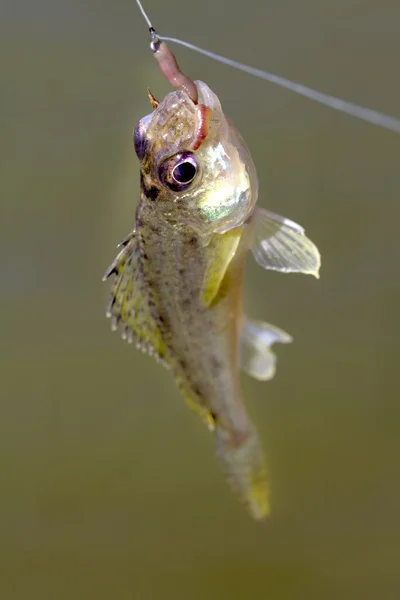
[159,152,198,192]
[172,159,197,184]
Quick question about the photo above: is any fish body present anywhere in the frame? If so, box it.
[135,83,255,426]
[104,81,320,519]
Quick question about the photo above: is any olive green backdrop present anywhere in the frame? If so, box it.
[1,1,399,598]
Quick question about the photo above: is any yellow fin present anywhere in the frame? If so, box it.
[184,393,216,431]
[103,231,169,363]
[215,423,269,520]
[176,377,216,431]
[201,226,243,307]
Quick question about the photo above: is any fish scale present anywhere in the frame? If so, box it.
[139,205,248,428]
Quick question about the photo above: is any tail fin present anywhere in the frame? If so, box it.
[215,423,269,520]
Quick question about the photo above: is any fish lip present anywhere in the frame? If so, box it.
[194,81,222,113]
[133,113,153,160]
[135,112,152,135]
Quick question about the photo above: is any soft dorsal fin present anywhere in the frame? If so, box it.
[201,226,244,307]
[250,207,321,278]
[103,231,169,364]
[240,316,292,381]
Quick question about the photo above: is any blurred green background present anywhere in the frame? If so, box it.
[1,0,399,598]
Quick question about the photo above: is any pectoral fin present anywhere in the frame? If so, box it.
[201,226,243,307]
[250,208,321,278]
[103,232,169,364]
[240,316,292,381]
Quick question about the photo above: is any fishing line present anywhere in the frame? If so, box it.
[136,0,152,29]
[135,0,400,134]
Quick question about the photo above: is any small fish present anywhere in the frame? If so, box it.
[103,17,320,520]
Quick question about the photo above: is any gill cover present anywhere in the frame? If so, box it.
[192,81,259,234]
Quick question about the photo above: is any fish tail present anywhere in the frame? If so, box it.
[215,422,269,520]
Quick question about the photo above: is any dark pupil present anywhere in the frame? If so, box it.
[173,161,196,183]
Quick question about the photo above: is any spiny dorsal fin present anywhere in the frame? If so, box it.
[103,231,169,364]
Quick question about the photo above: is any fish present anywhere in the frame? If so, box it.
[103,27,320,520]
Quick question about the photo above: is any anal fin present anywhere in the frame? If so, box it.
[177,378,216,431]
[240,316,292,381]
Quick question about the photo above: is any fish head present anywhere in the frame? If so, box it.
[133,82,258,235]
